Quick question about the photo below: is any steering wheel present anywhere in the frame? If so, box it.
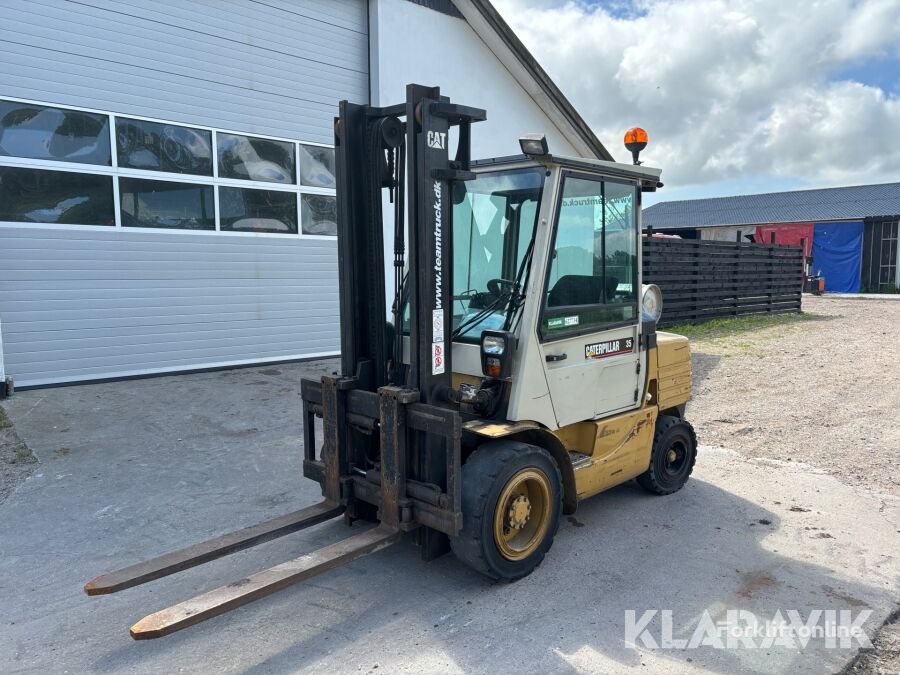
[487,278,516,299]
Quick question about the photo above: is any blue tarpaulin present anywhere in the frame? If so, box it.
[812,221,863,293]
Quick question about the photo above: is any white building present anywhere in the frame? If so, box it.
[0,0,610,391]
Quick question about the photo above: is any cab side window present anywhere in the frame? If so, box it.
[543,175,637,337]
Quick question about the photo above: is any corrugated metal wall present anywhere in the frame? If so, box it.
[0,0,368,387]
[0,0,368,143]
[0,229,340,386]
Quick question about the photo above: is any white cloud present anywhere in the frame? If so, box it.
[834,0,900,61]
[493,0,900,192]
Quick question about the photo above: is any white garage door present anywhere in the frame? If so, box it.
[0,0,368,386]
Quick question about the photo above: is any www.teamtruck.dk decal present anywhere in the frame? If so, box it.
[585,337,634,360]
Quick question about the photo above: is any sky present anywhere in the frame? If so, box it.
[491,0,900,205]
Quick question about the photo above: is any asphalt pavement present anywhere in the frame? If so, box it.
[2,361,898,673]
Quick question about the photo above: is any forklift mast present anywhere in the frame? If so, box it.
[335,84,485,398]
[85,86,488,640]
[301,85,486,556]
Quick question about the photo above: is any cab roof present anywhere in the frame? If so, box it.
[472,153,663,191]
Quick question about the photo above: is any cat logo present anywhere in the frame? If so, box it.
[427,130,446,150]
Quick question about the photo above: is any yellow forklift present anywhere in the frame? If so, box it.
[85,84,695,638]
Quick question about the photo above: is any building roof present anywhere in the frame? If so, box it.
[643,182,900,230]
[447,0,614,161]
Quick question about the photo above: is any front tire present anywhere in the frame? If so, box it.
[636,416,697,495]
[451,441,562,581]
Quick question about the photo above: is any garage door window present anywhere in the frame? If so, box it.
[218,133,295,184]
[299,144,335,188]
[0,100,110,166]
[0,97,336,237]
[0,166,114,225]
[116,118,212,176]
[300,194,336,236]
[120,178,215,230]
[220,187,298,234]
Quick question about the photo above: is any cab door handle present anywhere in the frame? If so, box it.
[546,353,567,362]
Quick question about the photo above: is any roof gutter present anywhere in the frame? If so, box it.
[451,0,614,161]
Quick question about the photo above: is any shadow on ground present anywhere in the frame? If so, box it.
[692,352,723,388]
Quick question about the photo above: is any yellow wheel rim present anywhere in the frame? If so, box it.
[492,468,552,561]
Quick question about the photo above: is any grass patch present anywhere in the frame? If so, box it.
[0,406,11,430]
[15,446,32,461]
[665,312,828,342]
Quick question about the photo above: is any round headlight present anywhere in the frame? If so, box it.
[641,284,663,322]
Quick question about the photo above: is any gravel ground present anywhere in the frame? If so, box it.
[845,608,900,675]
[0,405,37,504]
[686,295,900,497]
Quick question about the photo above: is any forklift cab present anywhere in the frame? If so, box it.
[447,152,663,430]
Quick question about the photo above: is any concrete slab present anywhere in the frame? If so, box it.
[2,362,898,674]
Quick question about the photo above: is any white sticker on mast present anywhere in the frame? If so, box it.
[432,309,444,342]
[432,309,445,374]
[432,341,445,375]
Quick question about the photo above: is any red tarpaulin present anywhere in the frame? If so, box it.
[754,223,814,257]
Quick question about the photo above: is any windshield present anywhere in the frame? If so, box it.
[451,168,544,341]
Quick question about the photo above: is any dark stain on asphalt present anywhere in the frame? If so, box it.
[736,570,778,599]
[821,584,869,608]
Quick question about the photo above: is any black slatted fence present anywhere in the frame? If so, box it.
[643,237,805,327]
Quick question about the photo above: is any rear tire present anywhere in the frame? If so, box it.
[451,441,562,581]
[636,416,697,495]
